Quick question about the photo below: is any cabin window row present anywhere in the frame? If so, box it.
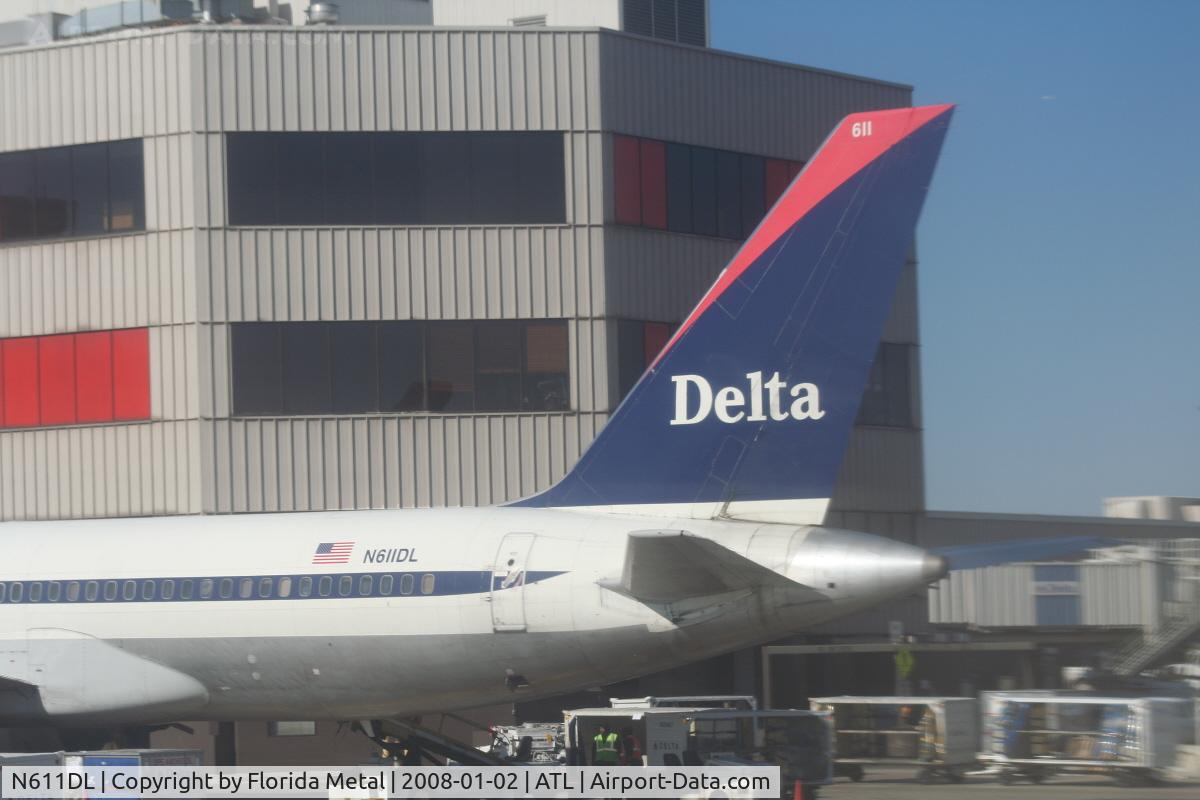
[612,134,803,239]
[0,572,436,604]
[0,139,144,243]
[226,131,566,227]
[0,328,150,429]
[231,320,570,417]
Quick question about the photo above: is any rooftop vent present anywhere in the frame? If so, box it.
[306,2,340,25]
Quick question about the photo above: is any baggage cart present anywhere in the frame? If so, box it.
[809,695,977,783]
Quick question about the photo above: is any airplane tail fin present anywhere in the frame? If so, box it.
[513,105,954,522]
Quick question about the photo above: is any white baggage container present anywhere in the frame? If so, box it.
[808,696,978,783]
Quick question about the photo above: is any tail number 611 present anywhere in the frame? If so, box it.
[851,120,873,138]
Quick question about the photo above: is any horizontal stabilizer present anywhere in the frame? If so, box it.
[601,530,824,604]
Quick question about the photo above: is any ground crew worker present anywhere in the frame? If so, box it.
[593,724,621,765]
[620,726,643,766]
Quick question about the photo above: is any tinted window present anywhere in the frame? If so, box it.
[180,579,194,600]
[47,582,61,602]
[359,574,373,595]
[10,583,23,602]
[226,134,277,225]
[259,577,272,598]
[108,139,145,232]
[690,147,717,236]
[474,322,522,412]
[524,322,569,411]
[378,323,425,412]
[400,573,414,595]
[325,133,374,224]
[141,580,155,600]
[426,323,475,412]
[67,582,81,602]
[29,582,42,602]
[665,143,692,233]
[122,581,136,601]
[226,132,565,226]
[298,576,313,597]
[239,578,254,599]
[282,323,330,414]
[162,580,175,600]
[85,581,98,601]
[219,578,233,599]
[103,581,117,601]
[420,574,436,595]
[331,323,378,413]
[35,147,73,237]
[739,154,765,237]
[379,574,394,595]
[231,324,282,415]
[617,319,647,399]
[318,575,333,597]
[278,577,292,598]
[338,575,353,597]
[0,151,35,239]
[199,579,214,599]
[72,143,109,235]
[715,150,741,239]
[0,584,6,603]
[276,134,325,225]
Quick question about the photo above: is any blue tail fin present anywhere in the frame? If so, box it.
[513,105,954,522]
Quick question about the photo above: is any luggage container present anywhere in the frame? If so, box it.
[979,693,1189,786]
[808,696,977,783]
[563,704,832,799]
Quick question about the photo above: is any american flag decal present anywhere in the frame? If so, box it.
[312,541,354,564]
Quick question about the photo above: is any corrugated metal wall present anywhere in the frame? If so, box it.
[928,563,1158,628]
[1,26,924,520]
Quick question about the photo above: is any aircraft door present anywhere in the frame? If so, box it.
[491,533,536,632]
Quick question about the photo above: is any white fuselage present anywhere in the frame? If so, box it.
[0,506,937,725]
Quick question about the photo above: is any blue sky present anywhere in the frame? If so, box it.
[712,0,1200,515]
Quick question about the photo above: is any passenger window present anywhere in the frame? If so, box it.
[278,577,292,598]
[29,583,43,602]
[359,575,373,596]
[66,582,80,602]
[122,581,137,601]
[47,582,61,602]
[219,578,234,599]
[103,581,117,601]
[420,574,435,595]
[239,578,253,599]
[85,581,98,601]
[259,577,273,598]
[399,574,414,595]
[318,576,332,597]
[379,574,394,595]
[141,581,155,601]
[11,583,24,602]
[0,583,6,602]
[298,576,313,597]
[199,579,214,599]
[181,579,194,600]
[338,575,352,597]
[162,580,175,600]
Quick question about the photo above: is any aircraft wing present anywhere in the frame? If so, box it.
[602,530,825,604]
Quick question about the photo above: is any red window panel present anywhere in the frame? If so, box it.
[765,158,793,208]
[613,134,643,225]
[75,331,114,423]
[2,338,40,427]
[643,322,671,367]
[38,334,77,425]
[639,139,667,230]
[112,328,150,421]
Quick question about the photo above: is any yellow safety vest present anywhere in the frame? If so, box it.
[594,732,620,763]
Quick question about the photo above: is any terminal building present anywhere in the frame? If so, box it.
[1,0,1197,764]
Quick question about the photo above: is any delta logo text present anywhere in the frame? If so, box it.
[670,371,825,425]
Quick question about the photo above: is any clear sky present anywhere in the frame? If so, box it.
[712,0,1200,516]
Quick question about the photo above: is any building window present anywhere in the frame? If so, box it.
[0,328,150,430]
[617,320,674,399]
[856,343,915,428]
[231,321,569,416]
[613,134,799,240]
[226,132,566,227]
[0,139,144,243]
